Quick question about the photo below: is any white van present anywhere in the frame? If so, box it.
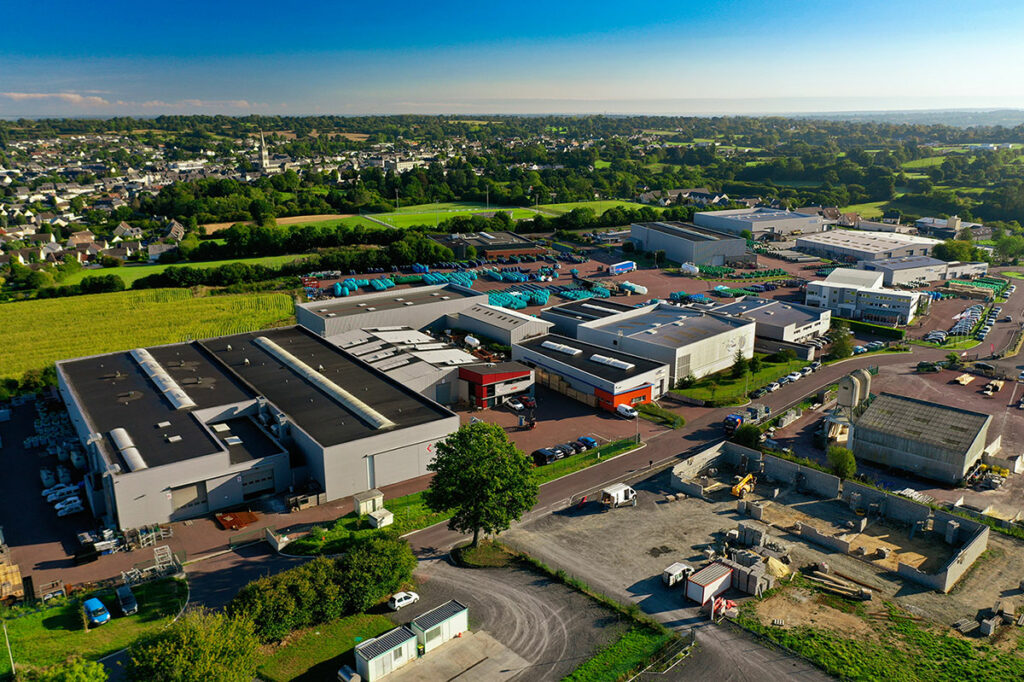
[616,404,638,419]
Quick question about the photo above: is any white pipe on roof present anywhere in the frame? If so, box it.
[253,336,396,430]
[108,427,148,471]
[130,348,197,410]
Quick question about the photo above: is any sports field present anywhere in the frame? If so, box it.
[536,200,655,215]
[1,289,295,380]
[60,254,310,287]
[369,201,538,228]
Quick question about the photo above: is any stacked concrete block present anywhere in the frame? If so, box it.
[980,617,1000,636]
[737,499,748,515]
[738,523,767,548]
[749,502,766,520]
[945,521,960,545]
[735,550,761,567]
[847,492,861,511]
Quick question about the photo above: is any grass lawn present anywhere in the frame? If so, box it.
[562,625,674,682]
[288,491,451,556]
[1003,271,1024,279]
[637,402,685,428]
[735,578,1024,682]
[59,254,310,287]
[840,200,888,218]
[536,200,655,216]
[454,539,513,568]
[1,289,295,380]
[283,215,382,231]
[672,354,808,405]
[594,160,612,169]
[257,614,394,682]
[0,578,187,675]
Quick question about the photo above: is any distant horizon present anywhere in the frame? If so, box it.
[3,0,1023,119]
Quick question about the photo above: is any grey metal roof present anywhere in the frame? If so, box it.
[459,303,553,331]
[633,221,742,243]
[854,393,990,454]
[356,626,415,661]
[860,256,947,271]
[689,562,732,586]
[515,334,665,382]
[301,284,481,319]
[713,298,826,327]
[585,306,753,349]
[412,600,467,631]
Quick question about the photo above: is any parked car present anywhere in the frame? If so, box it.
[531,448,561,466]
[778,376,792,385]
[116,585,138,616]
[388,591,420,611]
[785,372,802,382]
[810,361,822,371]
[84,598,111,626]
[41,483,75,498]
[853,346,867,354]
[576,436,598,450]
[800,366,813,376]
[561,441,585,455]
[750,387,768,398]
[57,503,84,518]
[53,496,82,512]
[766,382,781,392]
[616,404,638,419]
[506,398,525,412]
[518,395,536,409]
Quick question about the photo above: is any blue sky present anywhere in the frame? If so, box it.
[2,0,1023,117]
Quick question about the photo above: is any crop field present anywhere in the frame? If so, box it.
[902,156,948,169]
[536,200,655,215]
[59,254,310,287]
[1,289,295,380]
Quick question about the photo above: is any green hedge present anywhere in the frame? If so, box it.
[834,317,905,339]
[227,535,416,642]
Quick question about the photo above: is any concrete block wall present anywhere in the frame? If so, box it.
[896,561,948,592]
[800,467,841,498]
[763,456,800,485]
[796,522,852,554]
[932,509,985,542]
[884,494,932,526]
[937,526,990,592]
[842,481,889,512]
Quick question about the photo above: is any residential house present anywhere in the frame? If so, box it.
[147,242,178,262]
[67,230,96,248]
[113,221,144,239]
[165,220,186,242]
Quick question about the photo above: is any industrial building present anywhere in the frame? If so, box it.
[694,207,824,239]
[850,393,992,484]
[56,326,459,530]
[428,231,545,259]
[543,300,755,382]
[805,269,923,325]
[629,221,748,266]
[915,215,986,239]
[795,230,941,262]
[326,326,481,405]
[295,284,484,337]
[456,363,535,409]
[857,256,988,286]
[711,298,831,343]
[446,302,554,346]
[512,334,669,411]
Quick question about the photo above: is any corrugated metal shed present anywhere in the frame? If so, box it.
[356,626,416,661]
[411,599,468,631]
[689,562,733,586]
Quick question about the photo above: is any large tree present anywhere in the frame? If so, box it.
[424,422,538,547]
[127,609,260,682]
[830,321,853,359]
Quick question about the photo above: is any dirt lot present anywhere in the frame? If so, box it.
[202,213,356,232]
[501,466,1024,631]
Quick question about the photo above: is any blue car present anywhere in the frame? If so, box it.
[576,436,599,450]
[84,597,111,626]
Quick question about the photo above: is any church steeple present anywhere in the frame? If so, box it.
[259,130,270,170]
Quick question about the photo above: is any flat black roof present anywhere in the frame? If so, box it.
[542,298,636,323]
[430,231,537,249]
[633,221,743,243]
[200,327,453,446]
[515,334,666,382]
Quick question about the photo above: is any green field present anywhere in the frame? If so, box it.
[536,200,655,215]
[0,579,187,676]
[563,626,673,682]
[671,354,808,405]
[902,156,947,168]
[370,204,538,228]
[60,254,310,287]
[257,614,393,682]
[1,289,295,380]
[840,201,888,218]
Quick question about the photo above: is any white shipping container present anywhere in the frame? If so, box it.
[685,563,732,605]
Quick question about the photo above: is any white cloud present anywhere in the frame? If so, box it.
[1,92,109,106]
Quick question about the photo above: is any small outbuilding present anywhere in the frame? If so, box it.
[410,599,469,654]
[685,562,733,605]
[354,626,417,681]
[354,489,384,515]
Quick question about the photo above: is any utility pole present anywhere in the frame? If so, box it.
[395,188,399,210]
[3,621,14,677]
[486,186,490,211]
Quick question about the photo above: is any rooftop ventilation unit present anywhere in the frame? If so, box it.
[579,303,624,315]
[129,348,197,410]
[166,435,183,443]
[479,231,496,240]
[253,336,396,430]
[157,421,171,429]
[108,427,147,472]
[590,354,635,371]
[541,340,582,356]
[211,423,230,432]
[224,436,243,446]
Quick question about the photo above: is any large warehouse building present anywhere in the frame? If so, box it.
[694,208,824,239]
[57,326,460,529]
[850,393,991,484]
[295,284,484,337]
[512,335,669,411]
[543,300,756,382]
[805,269,923,325]
[629,221,748,266]
[446,302,554,346]
[712,298,831,343]
[856,256,988,286]
[795,230,941,262]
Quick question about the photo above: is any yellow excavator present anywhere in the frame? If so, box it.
[732,473,756,498]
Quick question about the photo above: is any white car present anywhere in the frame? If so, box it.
[506,398,525,412]
[766,382,781,392]
[388,591,419,611]
[616,404,638,419]
[53,496,82,512]
[41,483,75,498]
[57,503,84,518]
[47,487,79,503]
[786,372,802,382]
